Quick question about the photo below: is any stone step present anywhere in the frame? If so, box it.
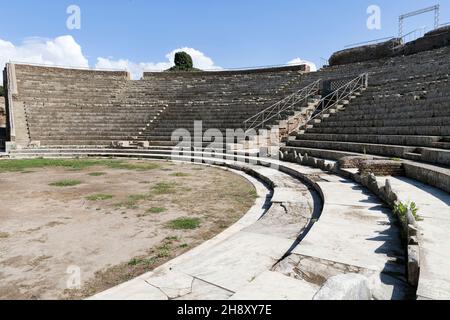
[307,125,450,136]
[296,133,443,148]
[314,116,450,128]
[287,139,450,166]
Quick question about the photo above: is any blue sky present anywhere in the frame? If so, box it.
[0,0,449,77]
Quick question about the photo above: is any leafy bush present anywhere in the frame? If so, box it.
[167,52,201,72]
[175,52,193,68]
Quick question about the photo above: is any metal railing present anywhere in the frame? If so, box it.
[243,79,321,132]
[301,73,368,128]
[344,36,396,49]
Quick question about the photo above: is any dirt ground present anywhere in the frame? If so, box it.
[0,160,256,300]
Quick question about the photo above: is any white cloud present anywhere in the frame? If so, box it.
[0,34,314,84]
[287,57,317,72]
[96,47,222,80]
[0,35,89,81]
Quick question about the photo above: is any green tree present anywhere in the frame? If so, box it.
[167,52,201,72]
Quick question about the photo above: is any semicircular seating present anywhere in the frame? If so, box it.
[3,43,450,300]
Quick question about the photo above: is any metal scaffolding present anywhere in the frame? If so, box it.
[399,5,440,37]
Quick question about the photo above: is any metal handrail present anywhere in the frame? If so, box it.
[243,79,321,132]
[344,36,396,49]
[302,73,368,128]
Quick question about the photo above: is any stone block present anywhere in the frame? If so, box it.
[313,274,371,300]
[407,245,420,288]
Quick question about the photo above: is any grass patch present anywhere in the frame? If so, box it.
[164,236,179,242]
[88,172,107,177]
[105,161,161,171]
[115,193,152,209]
[85,194,114,201]
[0,232,10,239]
[248,189,258,198]
[49,179,82,187]
[146,207,167,214]
[127,257,157,267]
[170,172,190,177]
[152,182,177,195]
[0,159,161,172]
[167,217,201,230]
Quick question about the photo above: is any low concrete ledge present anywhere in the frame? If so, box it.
[403,162,450,194]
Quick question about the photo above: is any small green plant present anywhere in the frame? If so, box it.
[170,172,190,177]
[115,193,152,209]
[85,194,114,201]
[167,217,201,230]
[146,207,167,214]
[164,236,179,242]
[88,172,107,177]
[0,232,10,239]
[152,182,177,195]
[156,245,171,258]
[393,201,421,223]
[248,189,258,198]
[127,257,156,266]
[49,179,82,187]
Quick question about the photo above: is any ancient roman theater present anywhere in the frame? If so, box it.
[0,25,449,300]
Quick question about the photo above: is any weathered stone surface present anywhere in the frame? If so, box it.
[313,274,371,300]
[407,245,420,287]
[401,26,450,56]
[230,271,318,300]
[329,39,402,66]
